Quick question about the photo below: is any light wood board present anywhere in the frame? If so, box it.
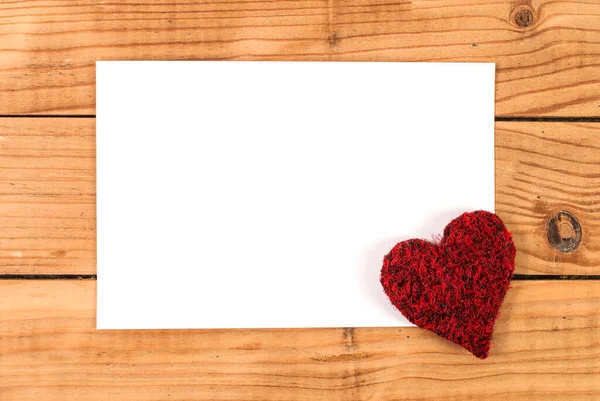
[1,280,599,400]
[1,0,600,115]
[1,118,598,275]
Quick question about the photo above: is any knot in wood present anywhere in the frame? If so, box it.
[514,9,534,27]
[547,211,582,254]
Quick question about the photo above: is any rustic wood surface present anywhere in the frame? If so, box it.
[496,121,600,275]
[2,0,600,399]
[1,0,600,116]
[1,118,598,275]
[1,280,599,400]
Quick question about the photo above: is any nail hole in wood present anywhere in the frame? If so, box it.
[547,211,582,253]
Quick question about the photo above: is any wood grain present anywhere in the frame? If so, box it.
[496,121,600,274]
[1,279,599,400]
[0,118,95,274]
[1,118,599,275]
[1,0,600,116]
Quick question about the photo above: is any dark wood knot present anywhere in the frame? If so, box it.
[511,3,535,28]
[514,9,533,27]
[546,211,582,253]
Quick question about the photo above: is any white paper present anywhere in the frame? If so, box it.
[96,61,495,329]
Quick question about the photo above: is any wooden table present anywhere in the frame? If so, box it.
[1,1,599,399]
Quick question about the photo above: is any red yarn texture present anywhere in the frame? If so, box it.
[380,211,516,359]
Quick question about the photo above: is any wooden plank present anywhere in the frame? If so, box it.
[496,121,600,274]
[1,118,599,275]
[0,118,95,274]
[1,0,600,116]
[1,280,599,400]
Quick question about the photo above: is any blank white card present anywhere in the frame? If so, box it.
[96,61,495,329]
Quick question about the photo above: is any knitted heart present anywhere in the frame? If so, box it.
[380,211,516,358]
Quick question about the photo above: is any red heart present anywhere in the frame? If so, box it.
[380,211,516,358]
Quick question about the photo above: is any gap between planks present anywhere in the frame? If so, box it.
[2,115,600,122]
[1,274,600,280]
